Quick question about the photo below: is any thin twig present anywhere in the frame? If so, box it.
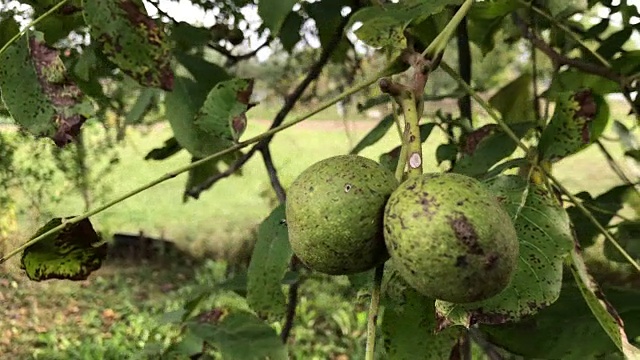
[511,13,621,83]
[365,265,384,360]
[596,141,634,185]
[260,146,286,203]
[280,256,301,343]
[207,39,272,65]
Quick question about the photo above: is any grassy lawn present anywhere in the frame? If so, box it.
[1,98,638,359]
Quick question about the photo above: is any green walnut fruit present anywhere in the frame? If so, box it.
[384,172,518,303]
[286,155,399,275]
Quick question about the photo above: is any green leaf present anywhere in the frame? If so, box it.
[453,123,533,178]
[544,69,620,96]
[84,0,174,90]
[304,0,351,61]
[246,204,291,318]
[0,31,93,147]
[350,114,395,155]
[611,50,640,76]
[126,87,157,125]
[613,120,640,152]
[378,123,436,172]
[488,73,535,124]
[0,16,19,48]
[481,284,640,359]
[382,267,463,359]
[567,185,634,247]
[164,61,230,158]
[436,176,573,326]
[258,0,298,36]
[187,311,288,360]
[20,218,107,281]
[279,12,303,53]
[566,247,640,358]
[435,143,458,165]
[604,221,640,263]
[538,90,610,163]
[145,137,183,161]
[195,78,253,146]
[544,0,587,17]
[466,0,522,54]
[596,28,633,59]
[163,330,204,357]
[347,0,462,51]
[170,22,212,51]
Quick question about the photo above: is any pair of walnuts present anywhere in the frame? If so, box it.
[285,155,519,304]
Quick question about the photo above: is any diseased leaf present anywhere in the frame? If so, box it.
[20,218,107,281]
[145,137,183,161]
[195,78,253,146]
[538,90,610,163]
[567,246,640,359]
[350,114,395,155]
[258,0,298,36]
[0,31,93,147]
[382,268,464,359]
[187,311,288,360]
[481,284,640,359]
[453,123,533,178]
[436,176,573,327]
[84,0,174,90]
[489,73,535,124]
[247,204,292,318]
[164,61,230,158]
[567,185,634,247]
[347,0,462,51]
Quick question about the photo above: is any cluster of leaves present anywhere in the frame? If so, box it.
[2,0,640,359]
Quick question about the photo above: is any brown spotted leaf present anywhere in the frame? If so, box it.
[84,0,174,90]
[435,175,573,327]
[538,89,610,163]
[20,217,107,281]
[0,31,93,147]
[566,244,640,358]
[190,77,254,153]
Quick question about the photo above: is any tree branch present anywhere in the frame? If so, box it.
[279,256,301,343]
[187,9,351,199]
[512,13,621,83]
[260,146,286,203]
[456,12,472,124]
[207,38,272,66]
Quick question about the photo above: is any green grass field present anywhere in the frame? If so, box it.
[1,99,638,359]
